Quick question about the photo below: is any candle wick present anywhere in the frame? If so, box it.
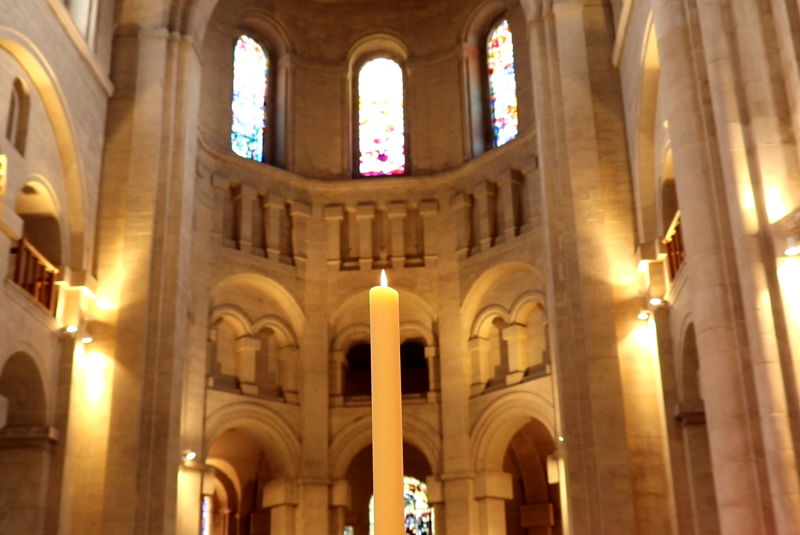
[381,270,388,288]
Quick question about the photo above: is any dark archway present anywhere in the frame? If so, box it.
[344,342,430,397]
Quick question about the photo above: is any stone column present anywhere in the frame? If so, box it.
[329,479,351,535]
[0,427,57,535]
[426,476,446,535]
[650,1,771,533]
[234,184,256,252]
[419,200,439,267]
[471,181,495,254]
[329,350,346,406]
[519,164,540,234]
[469,337,490,396]
[289,201,311,273]
[388,202,406,269]
[0,395,6,429]
[356,203,375,271]
[235,336,261,395]
[474,471,513,535]
[450,193,472,260]
[324,205,344,271]
[262,478,298,535]
[495,170,520,245]
[425,345,440,403]
[264,193,285,261]
[502,323,528,385]
[279,346,299,404]
[210,175,229,245]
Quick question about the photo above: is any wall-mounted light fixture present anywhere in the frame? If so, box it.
[182,450,198,463]
[649,297,663,306]
[81,337,93,344]
[786,237,800,257]
[65,325,79,333]
[638,309,651,321]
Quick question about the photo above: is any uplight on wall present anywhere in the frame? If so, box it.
[182,450,197,463]
[65,326,79,333]
[786,237,800,257]
[638,309,651,321]
[81,337,93,344]
[649,297,663,306]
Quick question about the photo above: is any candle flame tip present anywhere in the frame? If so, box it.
[380,270,388,288]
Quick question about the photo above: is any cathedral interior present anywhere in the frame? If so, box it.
[2,0,800,534]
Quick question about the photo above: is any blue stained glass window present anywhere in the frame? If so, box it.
[231,35,268,162]
[201,496,212,535]
[487,20,519,147]
[369,476,434,535]
[359,58,406,176]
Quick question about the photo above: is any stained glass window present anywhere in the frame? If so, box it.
[358,58,406,176]
[231,35,268,162]
[201,496,212,535]
[343,526,355,535]
[369,476,434,535]
[487,20,519,147]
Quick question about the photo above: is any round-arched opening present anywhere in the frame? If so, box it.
[0,352,46,427]
[400,342,428,395]
[13,181,62,266]
[502,420,560,535]
[345,442,433,535]
[345,343,372,397]
[205,429,274,535]
[344,342,430,397]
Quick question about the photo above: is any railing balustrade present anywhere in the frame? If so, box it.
[10,238,59,314]
[665,215,686,281]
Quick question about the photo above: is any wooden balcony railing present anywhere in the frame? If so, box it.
[10,238,59,314]
[664,213,686,281]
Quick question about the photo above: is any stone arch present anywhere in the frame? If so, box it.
[251,314,297,348]
[331,324,371,353]
[211,273,304,337]
[0,351,51,535]
[632,14,661,244]
[0,27,88,270]
[471,390,555,472]
[461,261,541,325]
[204,401,301,478]
[509,290,547,324]
[209,304,252,338]
[471,305,512,339]
[330,413,442,479]
[205,458,242,510]
[5,77,29,155]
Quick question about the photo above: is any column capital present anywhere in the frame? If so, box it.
[324,204,345,221]
[473,470,513,500]
[356,203,376,220]
[387,201,407,219]
[262,477,299,507]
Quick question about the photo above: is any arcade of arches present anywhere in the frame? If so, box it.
[2,0,800,535]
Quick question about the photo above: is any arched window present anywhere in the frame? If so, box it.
[6,78,30,156]
[400,342,429,394]
[486,20,518,147]
[231,35,269,162]
[369,476,434,535]
[345,343,372,396]
[358,58,406,177]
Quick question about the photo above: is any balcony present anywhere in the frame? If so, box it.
[10,238,59,314]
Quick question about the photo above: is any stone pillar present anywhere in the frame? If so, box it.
[650,1,771,533]
[471,181,495,254]
[426,476,446,535]
[450,193,472,259]
[210,175,229,244]
[235,337,261,395]
[329,350,346,406]
[329,479,351,535]
[262,478,298,535]
[425,345,440,402]
[388,202,406,269]
[475,471,513,535]
[419,200,439,267]
[279,346,299,404]
[469,337,490,396]
[519,164,540,234]
[234,184,256,252]
[289,201,311,273]
[324,205,344,271]
[495,170,520,245]
[0,395,6,429]
[264,193,285,261]
[0,427,57,535]
[502,323,528,385]
[356,203,375,271]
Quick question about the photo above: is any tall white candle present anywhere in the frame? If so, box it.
[370,270,405,535]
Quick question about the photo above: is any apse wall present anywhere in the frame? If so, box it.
[199,0,535,178]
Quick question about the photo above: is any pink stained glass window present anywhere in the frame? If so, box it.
[358,58,406,176]
[369,476,434,535]
[201,496,212,535]
[231,35,268,162]
[487,20,519,147]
